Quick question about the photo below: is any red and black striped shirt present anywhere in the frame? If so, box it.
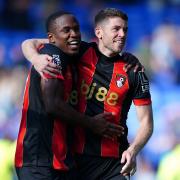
[70,42,152,158]
[15,44,74,170]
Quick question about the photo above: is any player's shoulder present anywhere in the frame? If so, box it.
[79,41,97,56]
[38,43,70,70]
[38,43,61,55]
[122,52,141,75]
[80,41,97,48]
[121,51,139,62]
[129,70,149,88]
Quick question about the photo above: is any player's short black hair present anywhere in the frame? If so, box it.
[95,8,128,26]
[46,11,72,33]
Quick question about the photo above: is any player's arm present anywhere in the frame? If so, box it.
[128,105,153,155]
[120,70,153,176]
[35,43,124,138]
[121,105,153,176]
[22,39,59,78]
[41,78,124,139]
[22,38,48,61]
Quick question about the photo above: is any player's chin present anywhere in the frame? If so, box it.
[115,46,123,53]
[68,49,79,56]
[113,49,122,54]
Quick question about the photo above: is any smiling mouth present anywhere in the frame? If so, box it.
[68,40,80,48]
[115,39,125,44]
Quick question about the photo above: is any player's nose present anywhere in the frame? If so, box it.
[70,29,80,38]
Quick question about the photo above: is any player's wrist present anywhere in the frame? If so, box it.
[83,116,94,130]
[127,146,138,157]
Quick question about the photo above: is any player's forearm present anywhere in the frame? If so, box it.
[128,106,153,156]
[128,119,153,156]
[53,99,93,129]
[21,38,48,64]
[42,79,93,129]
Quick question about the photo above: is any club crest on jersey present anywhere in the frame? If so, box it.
[116,74,126,88]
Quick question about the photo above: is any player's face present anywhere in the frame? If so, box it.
[96,17,128,57]
[51,14,81,55]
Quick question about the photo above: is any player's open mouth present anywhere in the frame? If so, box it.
[68,40,80,48]
[114,39,125,45]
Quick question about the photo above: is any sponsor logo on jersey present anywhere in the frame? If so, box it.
[115,74,126,88]
[69,80,119,106]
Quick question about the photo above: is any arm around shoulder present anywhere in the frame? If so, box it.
[21,38,49,64]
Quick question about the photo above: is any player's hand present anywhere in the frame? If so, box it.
[120,149,136,176]
[90,112,124,139]
[123,53,145,73]
[32,54,60,79]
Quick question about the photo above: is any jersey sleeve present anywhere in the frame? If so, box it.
[38,44,68,80]
[129,70,152,106]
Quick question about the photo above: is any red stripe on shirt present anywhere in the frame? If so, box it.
[52,120,68,170]
[74,47,98,154]
[52,65,73,170]
[15,72,31,167]
[43,73,64,80]
[133,98,151,106]
[63,66,73,101]
[37,44,45,51]
[102,61,128,157]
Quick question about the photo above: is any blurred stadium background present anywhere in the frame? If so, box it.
[0,0,180,179]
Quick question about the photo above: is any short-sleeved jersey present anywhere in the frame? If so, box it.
[15,44,74,170]
[70,42,152,158]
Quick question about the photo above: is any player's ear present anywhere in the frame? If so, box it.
[48,32,55,43]
[95,26,102,39]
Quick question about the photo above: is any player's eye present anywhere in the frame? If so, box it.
[123,27,128,33]
[112,27,119,32]
[63,27,70,33]
[74,26,80,33]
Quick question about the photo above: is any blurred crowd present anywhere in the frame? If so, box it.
[0,0,180,180]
